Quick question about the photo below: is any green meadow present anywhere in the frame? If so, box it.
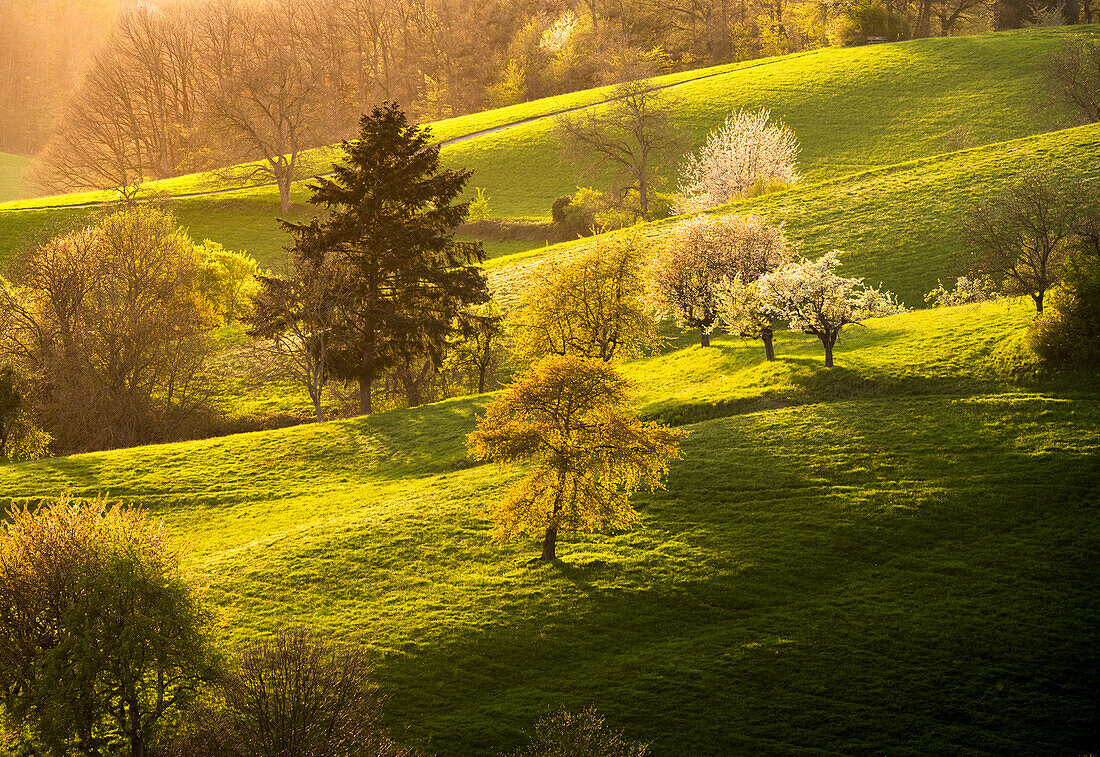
[1,26,1098,755]
[1,298,1097,755]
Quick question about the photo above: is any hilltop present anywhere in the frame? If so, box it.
[0,28,1091,274]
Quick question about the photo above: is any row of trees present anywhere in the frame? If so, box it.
[24,0,1092,199]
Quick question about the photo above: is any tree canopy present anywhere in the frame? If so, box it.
[467,356,685,561]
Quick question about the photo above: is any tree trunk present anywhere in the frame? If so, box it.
[478,364,487,394]
[541,523,558,561]
[700,327,710,348]
[277,175,292,212]
[1033,291,1044,314]
[130,734,144,757]
[762,327,775,361]
[823,334,834,367]
[358,364,373,414]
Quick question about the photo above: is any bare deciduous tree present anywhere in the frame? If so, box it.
[963,170,1081,314]
[557,80,682,220]
[1042,34,1100,125]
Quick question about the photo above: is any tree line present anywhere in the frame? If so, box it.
[17,0,1095,197]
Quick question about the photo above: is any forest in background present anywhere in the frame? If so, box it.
[2,0,1096,190]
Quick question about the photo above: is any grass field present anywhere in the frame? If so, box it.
[0,153,30,204]
[0,28,1091,271]
[1,299,1096,755]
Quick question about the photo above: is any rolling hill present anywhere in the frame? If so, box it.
[0,299,1096,755]
[0,27,1091,275]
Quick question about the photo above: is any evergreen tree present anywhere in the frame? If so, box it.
[284,103,489,413]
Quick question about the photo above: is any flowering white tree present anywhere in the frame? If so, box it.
[757,251,906,367]
[675,109,800,213]
[648,214,788,347]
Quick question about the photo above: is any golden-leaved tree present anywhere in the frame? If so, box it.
[467,355,685,561]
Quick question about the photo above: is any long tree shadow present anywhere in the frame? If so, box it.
[371,396,1100,756]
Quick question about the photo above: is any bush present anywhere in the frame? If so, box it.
[924,275,998,308]
[509,706,649,757]
[168,627,408,757]
[198,240,261,323]
[469,187,492,222]
[0,366,49,461]
[0,496,215,757]
[1029,247,1100,371]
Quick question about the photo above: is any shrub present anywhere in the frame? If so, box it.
[924,275,998,308]
[469,187,492,221]
[1029,246,1100,371]
[0,366,49,461]
[0,496,215,757]
[509,706,649,757]
[198,240,261,323]
[168,628,407,757]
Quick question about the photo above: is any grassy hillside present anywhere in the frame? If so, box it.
[487,122,1100,309]
[0,28,1089,270]
[0,153,30,203]
[1,299,1096,755]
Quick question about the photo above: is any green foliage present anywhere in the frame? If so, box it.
[0,367,49,462]
[0,496,214,756]
[1029,246,1100,371]
[469,187,492,222]
[468,355,685,560]
[198,241,262,323]
[511,234,659,364]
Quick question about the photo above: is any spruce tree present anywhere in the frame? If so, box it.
[285,103,489,413]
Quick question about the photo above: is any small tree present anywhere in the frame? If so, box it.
[511,235,659,364]
[1042,34,1100,125]
[648,215,785,347]
[248,253,339,421]
[198,241,262,323]
[510,706,649,757]
[467,356,685,562]
[557,80,682,221]
[447,303,506,394]
[674,109,800,213]
[168,628,407,757]
[706,215,792,360]
[0,496,214,757]
[757,252,905,367]
[963,170,1080,314]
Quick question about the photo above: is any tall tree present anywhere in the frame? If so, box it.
[285,103,489,414]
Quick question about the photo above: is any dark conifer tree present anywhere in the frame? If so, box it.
[283,103,489,413]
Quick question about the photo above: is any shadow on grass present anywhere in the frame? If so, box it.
[374,403,1100,756]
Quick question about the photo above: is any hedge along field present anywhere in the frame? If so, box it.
[0,27,1090,268]
[0,299,1096,755]
[485,121,1100,310]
